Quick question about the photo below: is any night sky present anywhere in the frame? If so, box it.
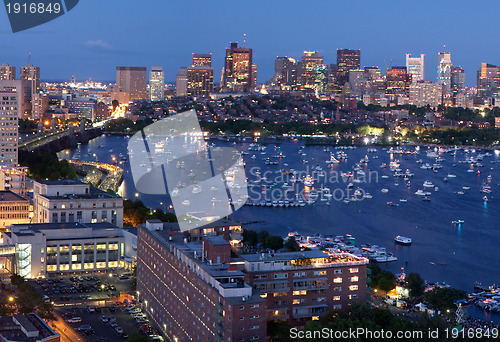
[0,0,497,86]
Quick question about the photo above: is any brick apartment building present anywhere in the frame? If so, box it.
[137,223,369,341]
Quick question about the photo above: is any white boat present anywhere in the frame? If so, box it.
[399,199,407,203]
[381,188,389,193]
[423,180,435,188]
[452,220,464,224]
[375,252,398,263]
[363,193,373,199]
[171,188,180,197]
[483,196,488,202]
[303,175,314,187]
[447,174,457,178]
[192,184,202,194]
[394,235,412,245]
[415,189,431,196]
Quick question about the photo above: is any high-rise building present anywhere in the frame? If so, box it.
[386,67,411,95]
[406,54,425,83]
[273,57,299,90]
[20,64,40,95]
[0,86,20,165]
[0,80,31,119]
[437,52,452,95]
[176,67,188,97]
[336,49,361,87]
[477,63,500,100]
[251,63,258,89]
[451,66,466,106]
[186,66,214,97]
[0,64,16,80]
[299,51,324,92]
[409,81,443,108]
[192,53,212,67]
[149,66,165,102]
[115,66,148,102]
[32,93,49,120]
[222,42,253,92]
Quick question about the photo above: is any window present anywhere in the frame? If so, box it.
[349,268,359,273]
[101,211,107,222]
[294,272,306,277]
[334,269,342,275]
[274,273,288,279]
[349,285,358,291]
[250,315,259,319]
[60,212,66,223]
[349,294,358,299]
[52,212,58,222]
[333,304,342,310]
[273,292,287,297]
[250,326,259,330]
[292,290,307,296]
[251,304,259,309]
[292,299,305,305]
[333,277,342,283]
[333,296,341,301]
[334,286,342,292]
[76,211,82,222]
[313,270,326,276]
[351,276,359,282]
[312,297,326,303]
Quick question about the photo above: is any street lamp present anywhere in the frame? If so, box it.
[9,296,18,315]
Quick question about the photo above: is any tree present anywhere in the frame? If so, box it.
[265,235,284,251]
[422,287,467,312]
[284,236,300,252]
[242,230,258,247]
[406,272,425,297]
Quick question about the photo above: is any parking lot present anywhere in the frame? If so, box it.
[29,272,132,305]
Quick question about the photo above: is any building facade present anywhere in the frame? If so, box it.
[187,66,214,97]
[336,49,361,87]
[0,165,27,197]
[386,67,411,95]
[0,86,20,165]
[3,222,125,278]
[406,54,425,83]
[115,66,148,102]
[192,53,212,67]
[222,42,253,93]
[149,66,165,102]
[0,190,29,230]
[410,81,443,108]
[299,51,324,92]
[33,180,123,227]
[437,52,452,95]
[477,63,500,100]
[20,64,40,96]
[0,64,16,81]
[176,67,188,97]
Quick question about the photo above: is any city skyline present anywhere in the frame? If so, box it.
[0,0,498,86]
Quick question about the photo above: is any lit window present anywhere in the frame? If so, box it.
[351,276,359,282]
[333,296,341,301]
[349,285,358,291]
[349,268,359,273]
[333,277,342,283]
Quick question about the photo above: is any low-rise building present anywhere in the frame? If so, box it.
[33,179,123,227]
[0,313,59,342]
[3,222,125,278]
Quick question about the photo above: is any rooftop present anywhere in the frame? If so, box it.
[0,313,59,342]
[0,190,28,202]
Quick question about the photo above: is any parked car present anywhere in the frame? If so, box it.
[115,327,124,334]
[67,317,82,323]
[87,306,95,313]
[101,316,108,323]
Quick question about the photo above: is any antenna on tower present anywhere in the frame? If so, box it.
[243,33,246,48]
[27,52,31,65]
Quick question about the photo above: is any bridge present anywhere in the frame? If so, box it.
[19,126,102,153]
[19,129,72,151]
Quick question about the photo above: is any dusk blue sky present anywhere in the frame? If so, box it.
[0,0,497,86]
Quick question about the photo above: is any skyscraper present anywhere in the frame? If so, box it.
[115,66,148,102]
[176,67,188,97]
[299,51,324,92]
[222,42,253,93]
[149,66,165,102]
[477,63,500,100]
[451,66,466,106]
[336,49,361,87]
[0,84,21,165]
[20,64,40,95]
[0,64,16,80]
[0,80,31,119]
[192,53,212,67]
[437,52,452,94]
[273,57,298,89]
[186,66,214,97]
[386,67,411,95]
[406,54,425,83]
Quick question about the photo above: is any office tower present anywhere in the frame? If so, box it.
[186,66,214,97]
[451,66,466,106]
[273,57,299,89]
[176,67,188,96]
[222,42,253,92]
[347,69,366,94]
[314,64,328,95]
[32,93,49,120]
[336,49,361,87]
[364,66,381,80]
[251,63,258,88]
[192,53,212,67]
[0,64,16,80]
[115,66,148,101]
[406,54,425,83]
[437,52,452,94]
[409,81,443,108]
[386,67,411,94]
[299,51,324,91]
[326,64,338,94]
[149,66,165,102]
[477,63,500,100]
[0,86,20,165]
[20,64,40,95]
[0,80,31,119]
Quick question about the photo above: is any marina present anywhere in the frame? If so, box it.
[59,135,500,322]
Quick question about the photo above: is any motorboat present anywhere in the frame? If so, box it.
[423,180,435,188]
[381,188,389,193]
[415,189,431,196]
[394,235,412,245]
[452,220,465,224]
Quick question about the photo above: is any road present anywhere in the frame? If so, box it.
[50,313,85,342]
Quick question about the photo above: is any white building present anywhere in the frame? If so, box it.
[149,66,165,102]
[410,81,443,108]
[176,67,188,96]
[406,54,425,83]
[437,52,452,94]
[3,222,126,278]
[33,179,123,227]
[0,164,27,197]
